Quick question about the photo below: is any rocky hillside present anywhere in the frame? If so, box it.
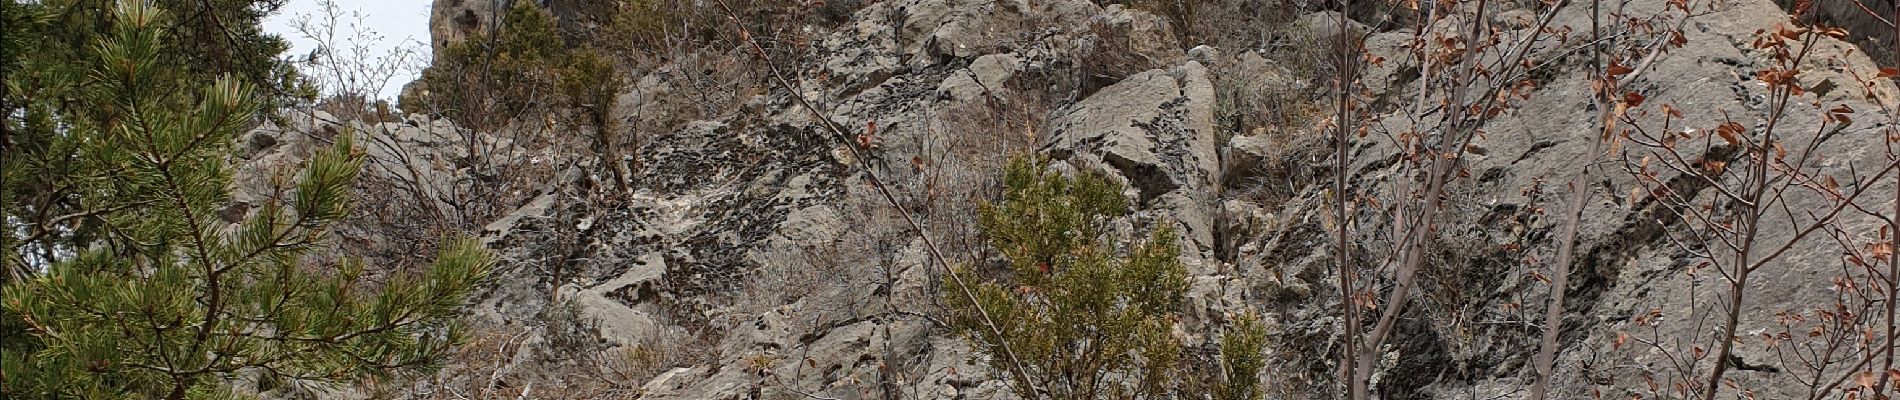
[239,0,1899,398]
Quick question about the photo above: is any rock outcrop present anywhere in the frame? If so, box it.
[1047,61,1221,255]
[335,0,1900,397]
[427,0,499,57]
[1227,1,1900,397]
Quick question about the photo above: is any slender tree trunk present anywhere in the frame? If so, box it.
[1702,250,1751,400]
[1877,19,1900,394]
[1876,154,1899,398]
[1530,159,1597,399]
[1532,4,1612,391]
[1352,160,1450,399]
[1702,95,1781,400]
[1874,30,1900,392]
[1331,1,1361,398]
[1350,0,1488,387]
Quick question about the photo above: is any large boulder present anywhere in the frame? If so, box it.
[1098,4,1186,67]
[1293,11,1369,45]
[1047,61,1222,258]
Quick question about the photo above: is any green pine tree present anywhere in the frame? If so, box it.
[2,0,311,283]
[0,2,494,399]
[1213,312,1270,400]
[944,156,1190,399]
[944,156,1272,399]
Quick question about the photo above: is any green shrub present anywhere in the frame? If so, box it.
[944,156,1273,398]
[558,47,623,127]
[606,0,675,50]
[944,156,1190,399]
[1214,313,1270,400]
[412,1,569,129]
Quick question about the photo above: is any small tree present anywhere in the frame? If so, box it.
[0,2,494,399]
[1213,313,1270,400]
[558,46,634,197]
[412,1,566,131]
[943,156,1190,399]
[414,1,632,199]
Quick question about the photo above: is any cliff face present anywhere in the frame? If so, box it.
[427,0,497,56]
[295,0,1900,397]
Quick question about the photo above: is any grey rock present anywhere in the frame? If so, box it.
[1780,0,1897,66]
[937,52,1022,102]
[1049,62,1220,198]
[1227,0,1900,397]
[894,0,1029,63]
[1098,4,1186,67]
[1492,8,1538,29]
[1361,29,1415,98]
[1225,131,1277,184]
[1293,11,1368,45]
[1187,45,1220,65]
[427,0,501,59]
[1048,61,1221,256]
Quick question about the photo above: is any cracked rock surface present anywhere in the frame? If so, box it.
[248,0,1900,397]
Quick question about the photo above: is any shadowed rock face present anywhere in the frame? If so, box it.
[1774,0,1897,67]
[428,0,496,58]
[294,0,1900,397]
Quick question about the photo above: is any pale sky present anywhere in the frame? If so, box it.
[262,0,435,100]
